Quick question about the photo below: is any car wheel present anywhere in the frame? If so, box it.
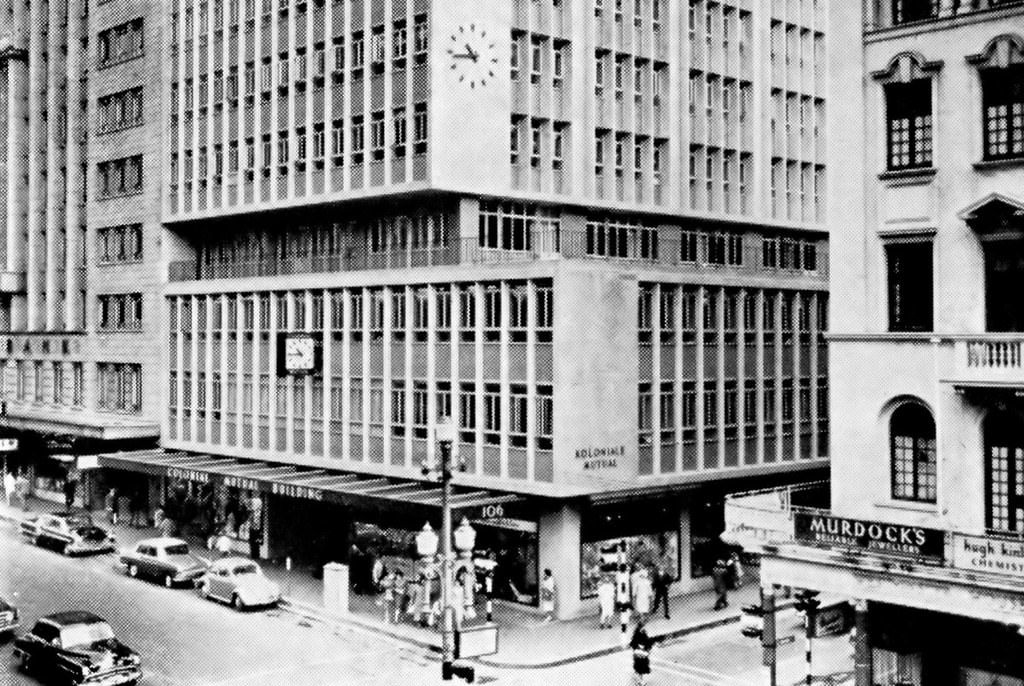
[62,542,73,556]
[232,594,245,611]
[164,574,174,588]
[128,564,139,578]
[18,652,31,673]
[200,581,212,600]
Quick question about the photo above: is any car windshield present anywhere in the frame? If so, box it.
[233,564,259,576]
[61,622,115,648]
[164,544,190,556]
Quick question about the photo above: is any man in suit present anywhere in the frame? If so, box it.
[650,565,672,620]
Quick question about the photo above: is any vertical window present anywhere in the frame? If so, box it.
[885,79,933,170]
[370,110,385,161]
[981,65,1024,162]
[890,403,937,503]
[886,242,933,332]
[393,107,407,157]
[413,103,428,154]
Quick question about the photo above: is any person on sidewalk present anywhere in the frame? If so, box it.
[597,574,615,629]
[650,565,672,620]
[632,567,653,621]
[712,559,730,610]
[129,490,145,528]
[15,472,30,512]
[390,570,406,624]
[105,487,119,525]
[539,568,556,623]
[727,551,744,589]
[629,618,655,686]
[615,563,632,646]
[3,470,15,508]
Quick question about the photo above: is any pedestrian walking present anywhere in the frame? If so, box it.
[712,559,730,610]
[539,568,556,622]
[3,470,15,508]
[650,565,672,620]
[105,486,119,525]
[727,551,744,589]
[451,570,466,631]
[629,619,655,686]
[615,563,632,646]
[248,524,263,560]
[15,472,29,511]
[632,567,653,620]
[406,572,423,625]
[597,574,616,629]
[391,571,407,624]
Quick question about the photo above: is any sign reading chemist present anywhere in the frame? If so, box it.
[794,512,944,562]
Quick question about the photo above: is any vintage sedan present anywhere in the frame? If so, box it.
[20,512,117,556]
[199,557,282,610]
[12,611,141,685]
[0,596,19,637]
[119,537,208,588]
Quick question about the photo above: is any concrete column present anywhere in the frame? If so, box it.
[64,0,84,333]
[853,599,872,686]
[538,503,581,619]
[45,0,64,331]
[6,0,28,284]
[25,0,44,330]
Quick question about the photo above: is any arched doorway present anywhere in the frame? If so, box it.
[984,411,1024,533]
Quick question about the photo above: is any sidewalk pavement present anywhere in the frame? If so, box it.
[0,496,767,669]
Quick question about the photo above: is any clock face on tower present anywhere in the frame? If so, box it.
[446,24,498,89]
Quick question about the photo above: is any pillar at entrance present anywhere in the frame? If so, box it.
[853,599,872,686]
[538,503,581,620]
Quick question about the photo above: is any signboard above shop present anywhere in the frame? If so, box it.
[794,512,945,563]
[952,533,1024,579]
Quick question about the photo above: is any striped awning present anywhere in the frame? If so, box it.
[97,450,526,518]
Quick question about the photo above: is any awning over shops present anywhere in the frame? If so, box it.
[0,407,160,440]
[97,450,527,519]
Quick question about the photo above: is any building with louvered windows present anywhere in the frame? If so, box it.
[2,0,828,619]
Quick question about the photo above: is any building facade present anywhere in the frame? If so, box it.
[0,0,164,503]
[3,0,829,620]
[726,0,1024,683]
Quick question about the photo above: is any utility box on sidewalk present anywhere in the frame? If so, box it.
[323,563,349,615]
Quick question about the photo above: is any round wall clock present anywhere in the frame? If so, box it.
[447,23,499,89]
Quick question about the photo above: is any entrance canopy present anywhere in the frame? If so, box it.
[97,449,527,519]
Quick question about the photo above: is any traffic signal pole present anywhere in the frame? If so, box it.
[761,586,778,686]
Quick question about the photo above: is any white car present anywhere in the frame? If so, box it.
[198,557,281,610]
[19,512,117,556]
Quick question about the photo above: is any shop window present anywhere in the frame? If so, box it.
[885,79,933,170]
[886,241,933,332]
[580,512,680,598]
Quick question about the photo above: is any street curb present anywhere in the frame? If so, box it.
[278,594,797,671]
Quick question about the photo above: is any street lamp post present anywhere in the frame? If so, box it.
[424,417,474,683]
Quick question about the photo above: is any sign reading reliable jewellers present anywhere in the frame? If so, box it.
[794,512,945,563]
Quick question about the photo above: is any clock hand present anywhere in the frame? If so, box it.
[464,43,479,62]
[451,52,475,60]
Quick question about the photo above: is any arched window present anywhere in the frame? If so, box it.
[890,403,936,503]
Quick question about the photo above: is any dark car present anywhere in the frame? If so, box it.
[19,512,117,556]
[119,537,208,588]
[12,611,141,685]
[0,596,19,638]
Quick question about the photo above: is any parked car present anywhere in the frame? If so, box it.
[19,512,117,556]
[12,611,141,685]
[0,596,19,638]
[199,557,282,610]
[119,537,208,588]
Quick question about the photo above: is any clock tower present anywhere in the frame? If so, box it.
[429,1,512,193]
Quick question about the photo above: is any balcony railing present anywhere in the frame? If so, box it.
[168,228,829,283]
[952,336,1024,386]
[871,0,1024,30]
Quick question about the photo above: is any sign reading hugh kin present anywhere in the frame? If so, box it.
[794,512,945,562]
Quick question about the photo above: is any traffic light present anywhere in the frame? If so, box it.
[793,589,821,615]
[442,661,475,683]
[740,603,766,639]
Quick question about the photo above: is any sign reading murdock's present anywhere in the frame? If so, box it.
[794,512,944,562]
